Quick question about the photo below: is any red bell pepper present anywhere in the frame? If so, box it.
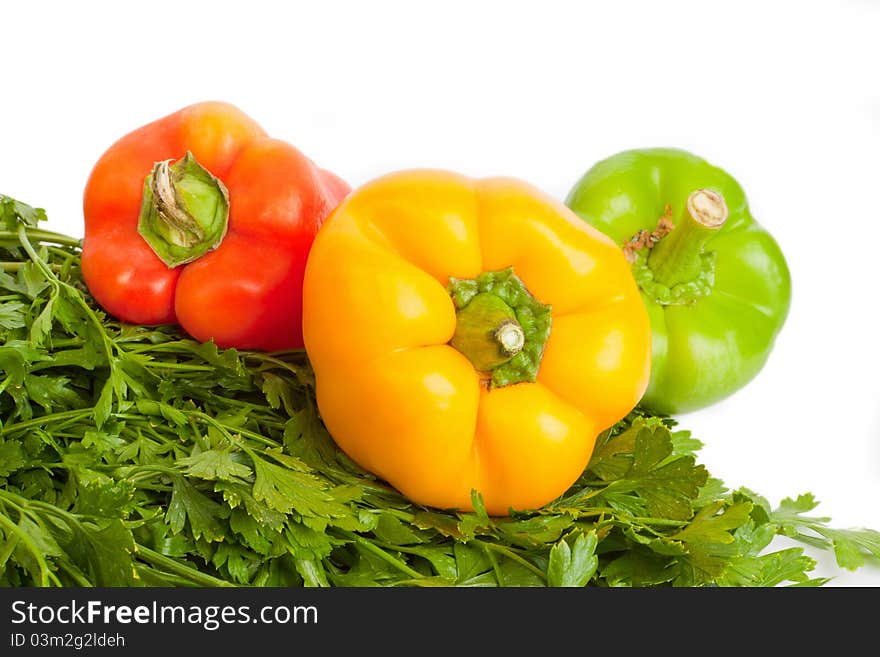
[81,101,349,350]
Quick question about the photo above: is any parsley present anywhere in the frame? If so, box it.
[1,193,879,587]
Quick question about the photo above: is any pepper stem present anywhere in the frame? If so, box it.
[495,320,525,356]
[137,151,230,268]
[451,294,525,372]
[646,189,728,288]
[448,268,552,388]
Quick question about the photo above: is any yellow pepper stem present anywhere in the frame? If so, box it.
[447,267,551,387]
[450,293,525,372]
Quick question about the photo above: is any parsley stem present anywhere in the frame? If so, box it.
[15,225,63,283]
[379,508,416,522]
[482,543,506,586]
[141,361,218,372]
[122,339,204,354]
[245,352,312,380]
[545,506,684,526]
[46,246,80,264]
[0,407,93,436]
[1,261,63,272]
[367,537,464,578]
[629,516,689,527]
[189,410,280,449]
[136,545,236,587]
[134,564,202,587]
[41,337,83,348]
[247,350,309,364]
[0,228,82,248]
[16,224,118,379]
[56,560,95,587]
[472,540,548,582]
[337,530,425,579]
[0,508,54,586]
[119,464,179,480]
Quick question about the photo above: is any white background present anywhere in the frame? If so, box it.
[3,0,879,586]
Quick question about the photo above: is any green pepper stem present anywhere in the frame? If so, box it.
[646,189,728,288]
[137,151,230,268]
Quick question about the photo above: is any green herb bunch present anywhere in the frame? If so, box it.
[1,194,878,587]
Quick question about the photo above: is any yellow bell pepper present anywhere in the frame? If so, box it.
[302,170,652,516]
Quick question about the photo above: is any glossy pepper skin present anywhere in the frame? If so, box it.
[82,101,349,350]
[302,170,652,516]
[565,148,791,415]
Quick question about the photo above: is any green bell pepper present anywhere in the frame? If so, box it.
[565,148,791,414]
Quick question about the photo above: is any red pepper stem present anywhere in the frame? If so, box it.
[646,189,728,288]
[137,151,230,268]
